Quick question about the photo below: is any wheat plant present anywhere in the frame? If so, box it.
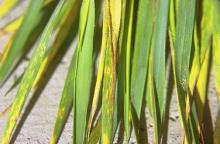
[0,0,220,143]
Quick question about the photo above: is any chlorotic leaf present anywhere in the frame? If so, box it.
[1,1,67,143]
[102,0,121,143]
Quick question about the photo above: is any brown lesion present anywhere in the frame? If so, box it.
[58,107,65,118]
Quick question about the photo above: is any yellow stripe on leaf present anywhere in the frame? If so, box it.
[102,0,121,143]
[0,0,18,18]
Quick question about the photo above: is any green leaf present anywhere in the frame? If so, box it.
[152,0,169,116]
[173,0,196,142]
[131,0,154,118]
[151,0,169,142]
[118,0,134,141]
[73,0,95,143]
[146,50,159,143]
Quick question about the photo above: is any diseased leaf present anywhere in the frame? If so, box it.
[102,0,121,143]
[0,0,219,143]
[50,1,80,143]
[0,0,57,84]
[193,0,214,127]
[32,0,79,89]
[1,1,67,142]
[88,116,101,144]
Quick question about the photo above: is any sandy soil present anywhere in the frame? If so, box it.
[0,1,219,144]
